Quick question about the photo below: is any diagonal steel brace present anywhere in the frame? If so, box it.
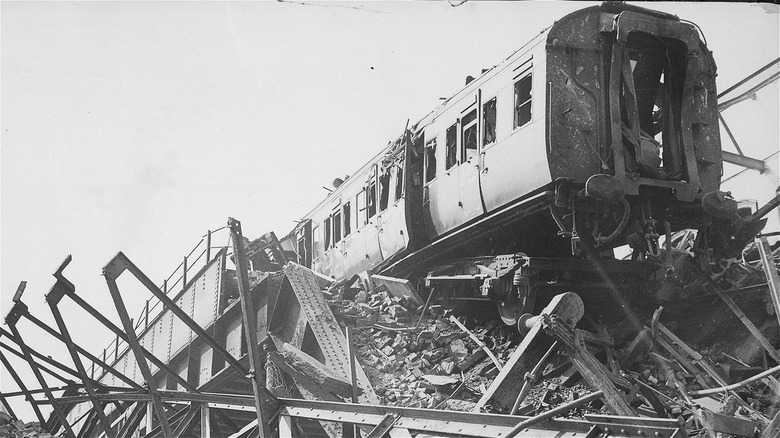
[46,255,116,438]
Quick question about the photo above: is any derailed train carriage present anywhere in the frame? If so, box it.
[281,2,755,323]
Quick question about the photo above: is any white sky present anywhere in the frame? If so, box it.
[1,1,778,422]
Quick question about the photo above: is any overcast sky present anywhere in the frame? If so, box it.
[1,1,778,421]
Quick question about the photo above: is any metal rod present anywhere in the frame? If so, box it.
[691,364,780,396]
[505,390,604,438]
[719,71,780,112]
[103,257,173,438]
[0,332,80,383]
[718,57,779,98]
[449,315,502,370]
[511,341,559,415]
[415,287,437,328]
[229,217,274,438]
[16,312,142,389]
[0,349,46,424]
[718,113,744,156]
[1,385,82,398]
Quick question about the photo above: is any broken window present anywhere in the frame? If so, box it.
[462,109,478,162]
[333,210,341,243]
[620,32,687,180]
[424,139,437,183]
[445,124,457,169]
[343,201,351,237]
[379,169,390,212]
[297,235,307,265]
[483,97,497,145]
[312,225,320,258]
[395,164,404,201]
[367,180,377,218]
[514,73,532,128]
[323,217,331,250]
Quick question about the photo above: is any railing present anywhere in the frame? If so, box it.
[89,226,235,382]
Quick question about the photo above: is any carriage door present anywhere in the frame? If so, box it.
[455,97,487,223]
[296,219,312,268]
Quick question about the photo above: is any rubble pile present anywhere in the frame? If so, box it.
[327,285,522,411]
[321,242,780,435]
[0,413,53,438]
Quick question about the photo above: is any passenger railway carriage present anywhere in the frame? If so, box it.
[281,3,735,317]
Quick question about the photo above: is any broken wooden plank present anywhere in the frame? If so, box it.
[655,322,728,387]
[544,317,636,417]
[697,408,761,438]
[371,274,424,307]
[457,349,488,373]
[475,292,584,413]
[620,328,653,369]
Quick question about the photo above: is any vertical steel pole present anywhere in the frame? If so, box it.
[228,218,273,438]
[200,404,211,438]
[346,326,359,438]
[103,257,173,438]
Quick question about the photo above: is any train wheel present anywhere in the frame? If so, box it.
[497,287,536,326]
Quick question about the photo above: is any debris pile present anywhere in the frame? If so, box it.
[0,414,53,438]
[321,240,780,436]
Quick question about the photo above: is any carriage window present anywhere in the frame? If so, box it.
[483,97,497,145]
[514,74,532,128]
[356,189,366,227]
[395,165,404,201]
[343,202,351,236]
[323,217,331,249]
[445,124,457,170]
[367,180,377,218]
[379,169,390,212]
[312,225,320,258]
[333,210,341,243]
[462,110,478,162]
[424,139,437,183]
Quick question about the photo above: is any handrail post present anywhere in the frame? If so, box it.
[206,230,212,262]
[183,256,188,290]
